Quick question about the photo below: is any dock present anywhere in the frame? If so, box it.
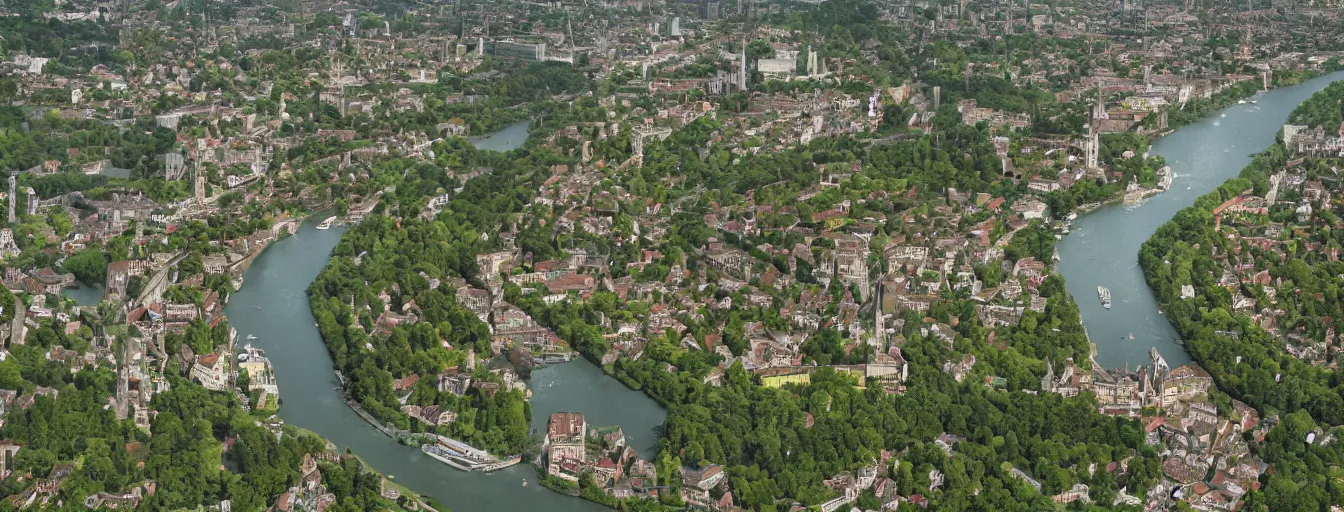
[420,436,519,472]
[344,397,411,439]
[481,456,523,473]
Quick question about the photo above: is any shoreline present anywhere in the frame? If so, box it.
[1069,72,1306,220]
[215,213,450,511]
[236,68,1342,512]
[1135,78,1344,420]
[1061,69,1344,374]
[286,424,448,512]
[231,206,576,504]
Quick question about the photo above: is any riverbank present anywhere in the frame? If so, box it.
[224,216,626,512]
[1070,69,1336,220]
[1069,70,1321,222]
[1136,147,1336,411]
[285,424,448,512]
[1133,79,1344,512]
[209,217,434,508]
[1049,71,1344,311]
[230,69,1344,512]
[1058,69,1344,369]
[335,381,525,473]
[1158,66,1337,135]
[1137,81,1344,425]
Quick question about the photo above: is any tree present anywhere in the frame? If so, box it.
[61,248,109,286]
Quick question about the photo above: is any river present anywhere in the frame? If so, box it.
[217,74,1344,508]
[1057,71,1344,369]
[61,284,102,306]
[468,121,531,152]
[222,123,665,512]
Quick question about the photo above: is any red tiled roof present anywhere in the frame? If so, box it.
[197,352,220,368]
[1145,417,1167,433]
[548,412,585,439]
[392,375,420,391]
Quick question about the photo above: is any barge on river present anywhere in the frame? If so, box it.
[1097,286,1112,310]
[420,436,521,473]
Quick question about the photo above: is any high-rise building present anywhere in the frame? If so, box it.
[671,17,681,36]
[492,41,547,61]
[194,174,207,205]
[706,0,721,20]
[6,176,14,225]
[739,40,748,91]
[25,188,37,216]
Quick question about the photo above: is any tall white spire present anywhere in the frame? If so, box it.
[739,39,748,91]
[7,175,14,225]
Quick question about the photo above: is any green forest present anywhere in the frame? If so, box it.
[0,341,413,511]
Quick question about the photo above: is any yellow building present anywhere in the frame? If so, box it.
[831,366,868,389]
[761,371,811,388]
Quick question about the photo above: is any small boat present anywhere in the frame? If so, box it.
[317,216,337,229]
[1097,286,1112,310]
[1237,99,1246,104]
[247,334,258,340]
[1129,333,1134,340]
[522,479,528,487]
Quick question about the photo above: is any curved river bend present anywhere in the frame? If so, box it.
[1058,70,1344,369]
[223,73,1344,510]
[224,120,666,512]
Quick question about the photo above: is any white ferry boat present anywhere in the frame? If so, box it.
[316,216,337,229]
[1097,286,1112,310]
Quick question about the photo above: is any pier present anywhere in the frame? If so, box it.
[419,436,520,472]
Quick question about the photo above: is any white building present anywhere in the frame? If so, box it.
[190,353,228,391]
